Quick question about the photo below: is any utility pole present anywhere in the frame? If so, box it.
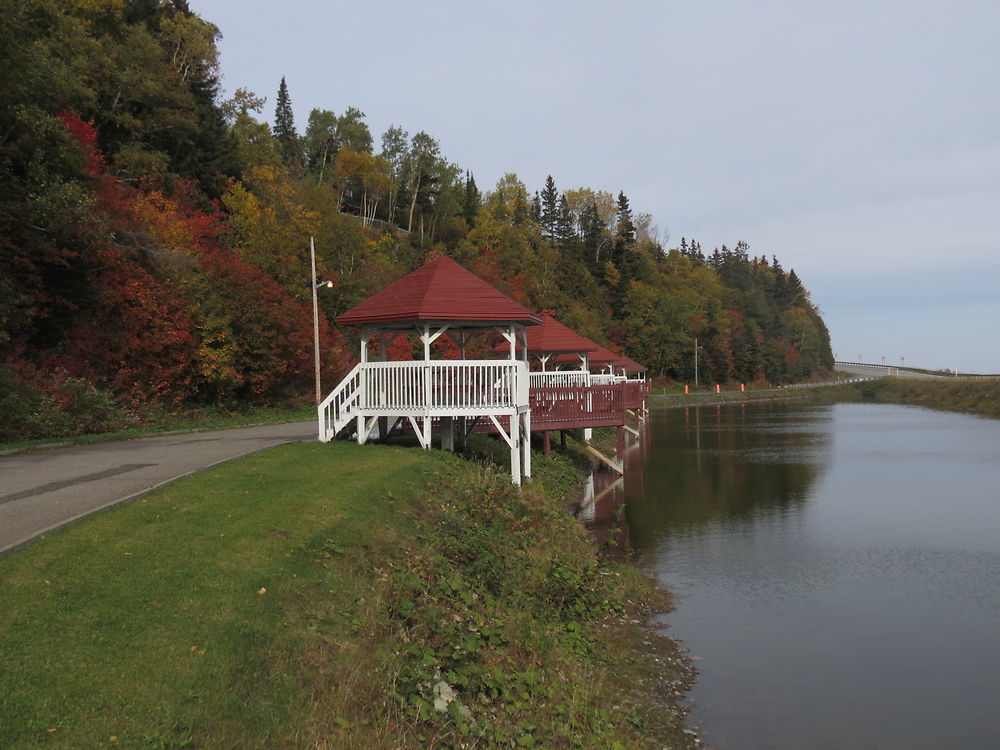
[694,337,699,388]
[310,236,322,406]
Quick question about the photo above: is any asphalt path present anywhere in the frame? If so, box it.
[0,421,317,555]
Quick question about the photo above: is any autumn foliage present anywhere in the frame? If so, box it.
[0,0,832,442]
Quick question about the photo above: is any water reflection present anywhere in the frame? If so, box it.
[626,401,1000,750]
[577,469,628,553]
[627,402,832,540]
[576,421,651,555]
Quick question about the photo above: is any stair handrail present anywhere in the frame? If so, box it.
[317,362,363,441]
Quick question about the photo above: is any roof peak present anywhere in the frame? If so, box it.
[337,255,541,327]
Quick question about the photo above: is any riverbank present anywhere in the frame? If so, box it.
[0,439,696,749]
[815,377,1000,420]
[650,387,800,409]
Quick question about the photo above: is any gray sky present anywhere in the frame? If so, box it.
[202,0,1000,373]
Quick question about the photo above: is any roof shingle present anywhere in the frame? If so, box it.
[336,256,541,327]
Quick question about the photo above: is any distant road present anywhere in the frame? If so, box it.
[0,421,316,555]
[834,362,946,380]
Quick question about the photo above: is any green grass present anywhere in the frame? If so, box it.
[0,441,694,749]
[819,377,1000,420]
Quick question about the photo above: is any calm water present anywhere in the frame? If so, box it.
[622,401,1000,750]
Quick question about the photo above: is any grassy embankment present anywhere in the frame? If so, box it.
[0,439,695,749]
[819,377,1000,420]
[650,382,799,408]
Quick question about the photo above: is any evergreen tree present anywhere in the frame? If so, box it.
[540,175,559,241]
[273,76,298,166]
[531,192,541,223]
[609,191,635,266]
[462,171,480,226]
[616,191,635,240]
[555,194,575,247]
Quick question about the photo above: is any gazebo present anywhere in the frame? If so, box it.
[318,255,541,485]
[494,313,597,388]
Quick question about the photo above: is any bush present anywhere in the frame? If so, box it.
[0,364,136,443]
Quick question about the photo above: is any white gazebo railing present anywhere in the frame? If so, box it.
[360,359,528,414]
[528,371,590,388]
[320,360,528,438]
[319,358,531,484]
[590,373,625,385]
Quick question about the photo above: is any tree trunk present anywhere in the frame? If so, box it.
[407,173,420,233]
[318,145,329,186]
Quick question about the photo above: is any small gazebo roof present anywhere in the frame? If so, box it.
[553,341,619,366]
[493,313,598,356]
[336,255,541,328]
[615,355,647,372]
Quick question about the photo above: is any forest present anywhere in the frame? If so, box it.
[0,0,833,442]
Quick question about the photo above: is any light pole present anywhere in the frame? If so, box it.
[310,236,333,406]
[694,337,699,387]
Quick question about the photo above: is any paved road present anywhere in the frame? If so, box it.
[834,363,943,379]
[0,421,317,555]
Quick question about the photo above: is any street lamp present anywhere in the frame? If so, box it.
[310,236,333,406]
[693,337,701,387]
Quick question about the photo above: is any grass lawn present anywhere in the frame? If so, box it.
[0,440,695,749]
[819,377,1000,420]
[0,442,437,748]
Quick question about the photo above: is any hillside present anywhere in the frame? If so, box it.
[0,0,832,442]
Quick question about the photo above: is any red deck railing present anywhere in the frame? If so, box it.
[622,381,649,411]
[528,383,626,431]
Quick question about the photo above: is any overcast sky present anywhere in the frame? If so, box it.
[201,0,1000,373]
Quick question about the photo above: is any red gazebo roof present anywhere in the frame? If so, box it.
[553,341,620,366]
[616,355,647,372]
[493,313,598,356]
[336,255,542,327]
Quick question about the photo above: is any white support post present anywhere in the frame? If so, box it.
[442,417,455,451]
[360,330,371,363]
[522,410,531,479]
[421,324,431,361]
[422,416,432,451]
[497,324,517,361]
[358,415,378,445]
[510,413,521,486]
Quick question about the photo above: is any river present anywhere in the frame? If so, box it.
[615,401,1000,750]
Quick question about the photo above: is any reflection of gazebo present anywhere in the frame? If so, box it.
[318,256,541,485]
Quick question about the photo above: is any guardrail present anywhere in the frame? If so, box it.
[834,361,900,371]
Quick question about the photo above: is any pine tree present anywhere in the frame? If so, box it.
[614,191,635,243]
[273,76,299,166]
[462,171,480,226]
[540,175,558,241]
[609,191,635,265]
[555,194,575,247]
